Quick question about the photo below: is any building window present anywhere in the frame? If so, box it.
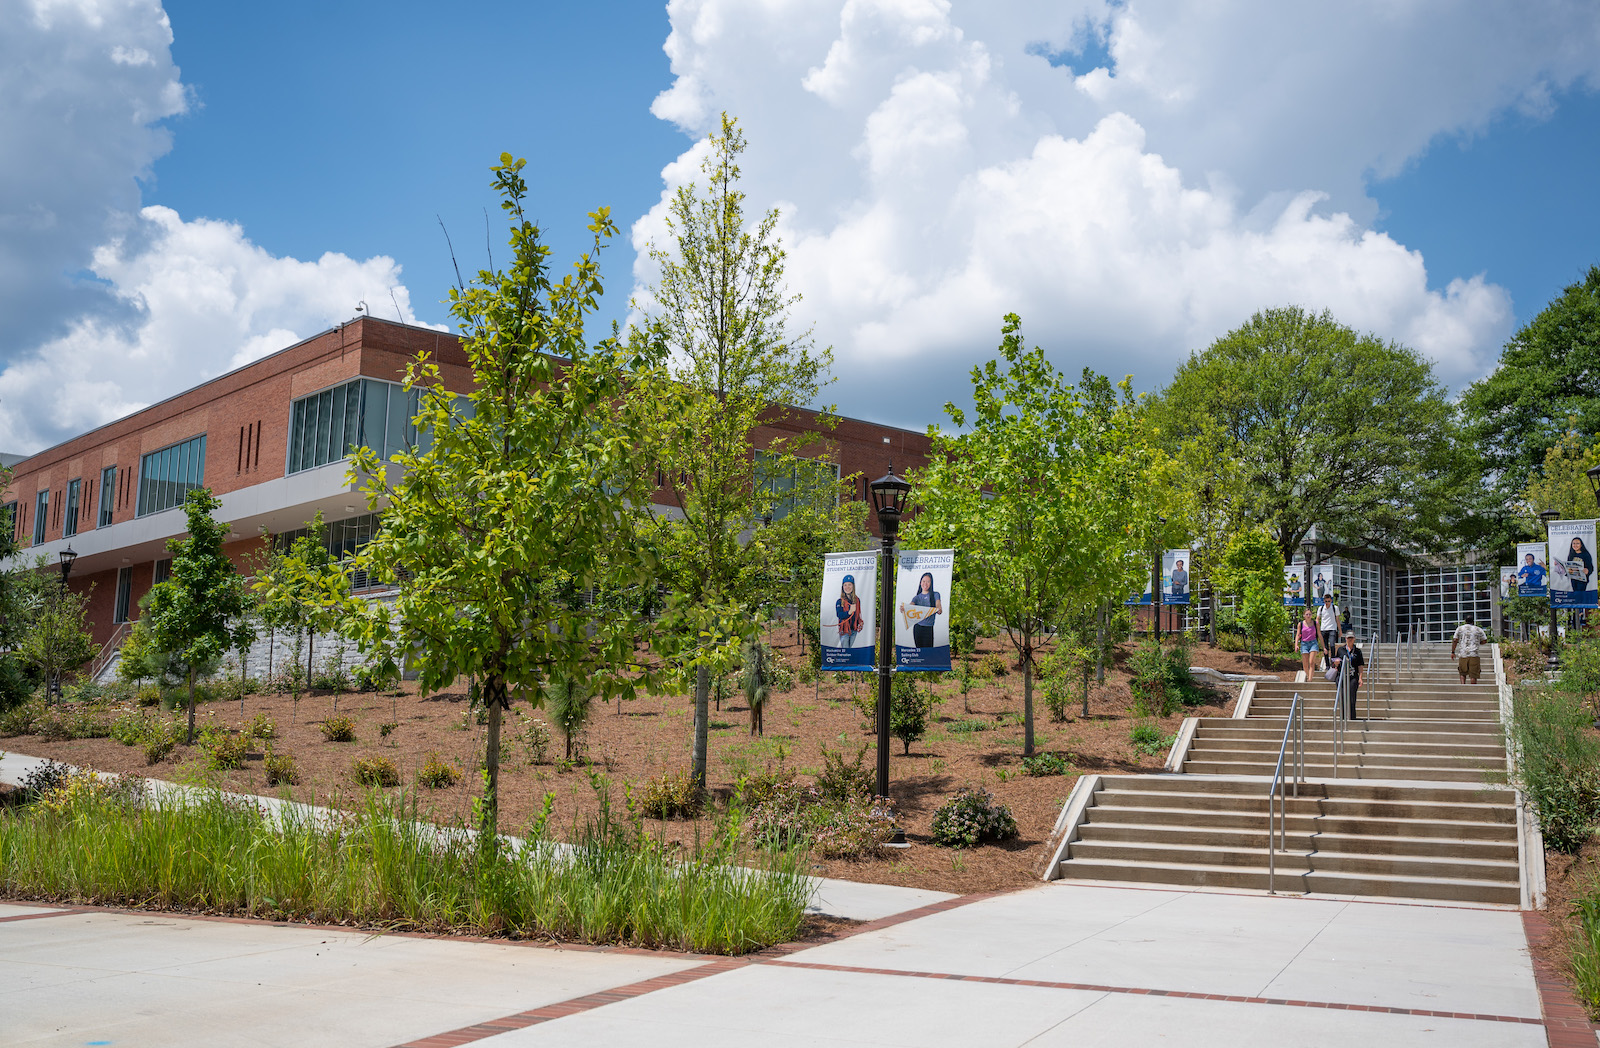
[114,566,133,624]
[154,558,172,586]
[755,451,840,521]
[1,501,14,544]
[32,490,48,546]
[286,379,474,476]
[137,434,206,517]
[63,478,80,539]
[99,466,116,527]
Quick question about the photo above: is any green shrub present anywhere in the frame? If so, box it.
[744,782,894,858]
[946,718,992,734]
[204,731,251,771]
[817,743,874,804]
[1129,721,1174,757]
[890,674,935,755]
[379,721,398,738]
[1129,635,1209,716]
[136,683,162,707]
[17,759,72,801]
[522,718,552,764]
[311,665,353,692]
[1509,686,1600,853]
[143,721,180,765]
[977,652,1008,678]
[640,770,702,819]
[264,749,298,786]
[320,716,356,742]
[352,755,400,787]
[1570,887,1600,1018]
[245,713,278,741]
[811,796,897,858]
[734,767,794,809]
[351,662,401,692]
[1021,751,1072,776]
[766,652,796,694]
[417,752,461,789]
[931,787,1018,848]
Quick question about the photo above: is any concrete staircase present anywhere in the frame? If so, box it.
[1052,642,1523,904]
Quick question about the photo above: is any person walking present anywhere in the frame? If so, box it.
[1330,631,1364,718]
[1297,609,1322,680]
[1317,594,1341,666]
[1451,611,1488,684]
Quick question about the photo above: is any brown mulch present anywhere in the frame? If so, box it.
[4,637,1288,896]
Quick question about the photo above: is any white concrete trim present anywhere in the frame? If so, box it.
[1293,669,1306,683]
[1163,717,1200,773]
[1516,788,1548,910]
[1040,773,1102,881]
[1232,680,1257,719]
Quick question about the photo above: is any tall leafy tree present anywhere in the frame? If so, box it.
[142,489,253,743]
[18,587,95,700]
[1150,306,1463,561]
[317,155,662,838]
[0,474,52,709]
[905,315,1168,756]
[633,113,833,791]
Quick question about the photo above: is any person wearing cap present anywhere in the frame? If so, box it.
[1329,631,1364,717]
[835,575,864,648]
[1451,611,1487,684]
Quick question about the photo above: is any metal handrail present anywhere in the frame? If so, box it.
[1266,689,1306,895]
[1364,631,1377,720]
[87,621,131,682]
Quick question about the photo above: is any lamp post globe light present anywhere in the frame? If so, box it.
[869,465,911,805]
[1540,509,1561,670]
[1586,465,1600,506]
[58,545,78,592]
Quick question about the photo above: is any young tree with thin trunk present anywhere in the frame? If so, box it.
[905,315,1167,756]
[311,155,662,840]
[633,113,833,792]
[142,489,252,743]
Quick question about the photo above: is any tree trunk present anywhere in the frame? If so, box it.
[692,665,711,792]
[1081,666,1091,719]
[1022,642,1035,757]
[1095,605,1107,684]
[482,677,503,840]
[185,667,197,744]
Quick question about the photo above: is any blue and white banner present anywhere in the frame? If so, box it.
[894,549,953,671]
[821,550,877,671]
[1163,549,1191,605]
[1549,520,1597,609]
[1283,561,1306,607]
[1516,541,1549,598]
[1500,565,1518,600]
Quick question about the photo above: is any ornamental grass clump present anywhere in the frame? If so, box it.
[352,755,401,787]
[931,787,1018,848]
[416,752,461,789]
[321,716,356,742]
[640,770,702,819]
[0,780,809,954]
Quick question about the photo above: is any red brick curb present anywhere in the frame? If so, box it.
[1522,910,1600,1047]
[0,907,80,924]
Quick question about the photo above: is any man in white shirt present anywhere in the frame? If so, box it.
[1450,612,1488,684]
[1317,594,1341,662]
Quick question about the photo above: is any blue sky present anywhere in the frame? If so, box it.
[2,1,1598,450]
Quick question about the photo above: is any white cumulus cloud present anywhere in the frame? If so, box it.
[0,0,433,454]
[635,0,1600,425]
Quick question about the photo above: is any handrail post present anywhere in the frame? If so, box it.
[1267,689,1302,895]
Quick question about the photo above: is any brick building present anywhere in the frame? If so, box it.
[0,317,930,655]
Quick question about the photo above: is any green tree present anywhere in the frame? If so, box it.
[0,479,51,709]
[320,155,661,838]
[142,489,253,743]
[1238,579,1290,657]
[18,586,95,699]
[905,315,1168,756]
[1463,265,1600,481]
[634,113,832,791]
[1520,429,1600,524]
[1151,306,1463,561]
[253,515,334,718]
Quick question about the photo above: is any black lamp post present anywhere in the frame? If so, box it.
[1540,509,1561,670]
[1587,465,1600,507]
[869,464,911,803]
[1153,517,1165,644]
[57,545,78,592]
[1300,537,1316,611]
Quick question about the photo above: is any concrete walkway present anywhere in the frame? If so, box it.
[2,882,1565,1048]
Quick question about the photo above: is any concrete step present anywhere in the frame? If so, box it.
[1094,775,1514,806]
[1191,732,1504,757]
[1054,856,1521,904]
[1249,702,1500,718]
[1242,717,1504,733]
[1092,788,1515,823]
[1084,804,1516,840]
[1074,822,1518,860]
[1065,838,1517,882]
[1180,760,1494,782]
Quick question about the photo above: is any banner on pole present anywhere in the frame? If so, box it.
[1549,520,1598,609]
[893,549,953,671]
[1500,566,1518,600]
[1516,541,1549,598]
[1163,549,1191,606]
[1283,562,1306,606]
[820,550,878,671]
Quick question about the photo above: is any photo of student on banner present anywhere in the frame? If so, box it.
[1500,567,1518,600]
[1164,550,1191,605]
[1549,520,1599,610]
[1283,562,1306,606]
[1516,542,1548,598]
[894,549,953,671]
[820,550,878,670]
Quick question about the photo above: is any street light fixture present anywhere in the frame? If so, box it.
[57,545,77,591]
[1540,509,1561,670]
[1587,465,1600,507]
[1300,536,1317,610]
[1153,516,1166,645]
[869,464,911,807]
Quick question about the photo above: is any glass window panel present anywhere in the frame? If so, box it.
[63,479,79,538]
[327,384,346,464]
[287,400,303,474]
[386,387,410,458]
[99,466,116,527]
[342,381,361,456]
[361,380,387,454]
[314,390,333,468]
[299,396,316,471]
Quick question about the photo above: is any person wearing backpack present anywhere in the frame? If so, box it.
[1316,594,1341,667]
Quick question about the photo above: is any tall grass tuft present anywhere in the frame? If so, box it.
[0,776,811,954]
[1507,685,1600,853]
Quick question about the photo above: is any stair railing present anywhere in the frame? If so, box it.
[1267,689,1306,895]
[87,621,131,682]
